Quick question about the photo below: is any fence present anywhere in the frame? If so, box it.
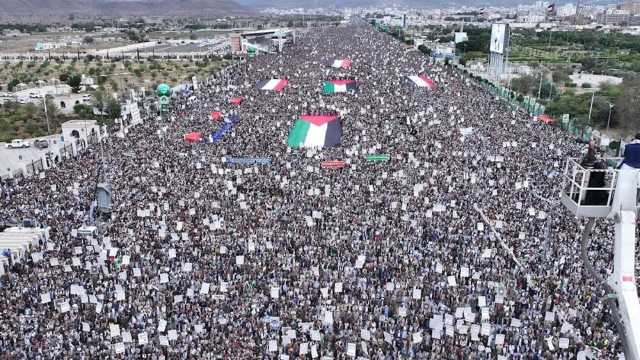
[60,143,75,161]
[457,65,594,142]
[25,159,44,177]
[559,115,593,142]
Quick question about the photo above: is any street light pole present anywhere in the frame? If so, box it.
[42,97,51,141]
[537,70,544,100]
[587,90,595,124]
[607,103,614,132]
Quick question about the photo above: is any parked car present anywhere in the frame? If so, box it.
[6,139,30,148]
[34,139,49,149]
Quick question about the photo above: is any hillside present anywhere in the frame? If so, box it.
[0,0,249,17]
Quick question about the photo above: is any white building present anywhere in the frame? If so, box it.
[61,120,104,150]
[520,14,547,23]
[569,73,623,89]
[0,227,50,275]
[557,4,578,17]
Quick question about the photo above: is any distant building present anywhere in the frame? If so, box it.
[238,29,294,54]
[597,9,631,25]
[620,2,640,14]
[557,4,578,17]
[80,75,95,87]
[230,34,242,53]
[61,120,104,150]
[34,42,62,51]
[569,74,623,89]
[520,14,547,23]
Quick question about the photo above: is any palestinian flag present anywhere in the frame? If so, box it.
[331,59,352,69]
[323,79,357,94]
[287,115,342,149]
[258,79,289,92]
[408,75,437,90]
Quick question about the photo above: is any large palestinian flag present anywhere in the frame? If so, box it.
[331,59,352,69]
[408,75,437,90]
[287,115,342,148]
[258,79,289,92]
[323,79,357,94]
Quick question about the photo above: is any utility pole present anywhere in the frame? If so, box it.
[43,97,51,140]
[537,69,544,100]
[588,90,596,124]
[607,103,614,132]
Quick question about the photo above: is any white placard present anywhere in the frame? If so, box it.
[110,323,121,338]
[412,288,421,300]
[346,343,356,357]
[412,331,423,344]
[138,332,148,345]
[559,337,569,349]
[158,319,167,333]
[335,282,343,293]
[160,273,169,284]
[270,286,279,299]
[200,283,210,295]
[122,330,132,343]
[41,293,51,304]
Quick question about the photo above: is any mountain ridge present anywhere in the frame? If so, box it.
[0,0,249,17]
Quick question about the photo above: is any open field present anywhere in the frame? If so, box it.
[0,57,229,93]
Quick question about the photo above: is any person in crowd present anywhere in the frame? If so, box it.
[0,22,626,359]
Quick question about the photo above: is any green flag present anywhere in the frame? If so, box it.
[366,154,390,162]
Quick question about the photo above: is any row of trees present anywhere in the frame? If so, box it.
[0,89,122,142]
[546,79,640,131]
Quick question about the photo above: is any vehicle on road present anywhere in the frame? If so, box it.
[6,139,30,148]
[34,139,49,149]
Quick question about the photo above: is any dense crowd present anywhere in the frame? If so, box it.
[0,22,634,359]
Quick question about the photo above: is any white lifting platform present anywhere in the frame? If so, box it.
[560,157,640,360]
[560,158,620,217]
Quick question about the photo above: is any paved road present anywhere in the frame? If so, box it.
[0,135,64,178]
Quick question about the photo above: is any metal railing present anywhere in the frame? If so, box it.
[562,158,619,207]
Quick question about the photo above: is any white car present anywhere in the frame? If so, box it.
[6,139,30,148]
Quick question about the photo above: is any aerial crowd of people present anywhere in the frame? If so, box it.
[0,21,632,359]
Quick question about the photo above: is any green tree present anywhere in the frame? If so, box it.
[106,98,121,119]
[615,78,640,130]
[7,79,20,91]
[93,90,106,114]
[417,44,431,56]
[73,103,94,118]
[67,74,82,92]
[540,81,557,99]
[511,75,536,96]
